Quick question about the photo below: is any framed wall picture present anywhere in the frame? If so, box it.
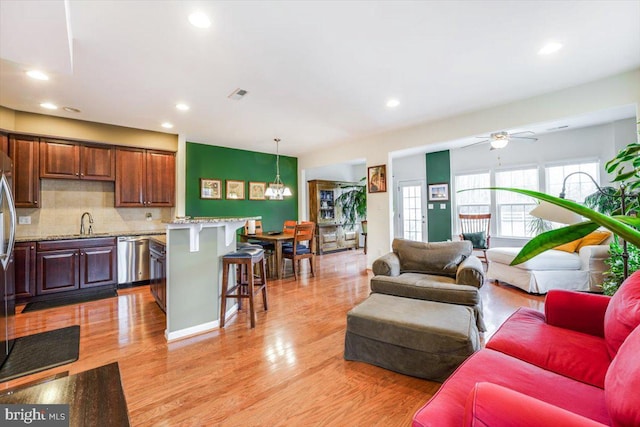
[200,178,222,199]
[428,183,449,201]
[249,181,266,200]
[225,180,245,200]
[367,164,387,193]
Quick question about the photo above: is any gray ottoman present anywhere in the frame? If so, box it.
[344,293,480,381]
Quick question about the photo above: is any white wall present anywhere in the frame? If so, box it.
[298,69,640,265]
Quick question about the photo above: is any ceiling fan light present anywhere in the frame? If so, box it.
[490,139,509,149]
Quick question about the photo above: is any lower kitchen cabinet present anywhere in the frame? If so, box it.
[149,239,166,312]
[35,238,117,298]
[14,242,36,300]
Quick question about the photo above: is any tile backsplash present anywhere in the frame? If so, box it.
[16,180,172,238]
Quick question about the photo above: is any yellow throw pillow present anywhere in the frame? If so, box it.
[576,231,611,250]
[554,239,581,253]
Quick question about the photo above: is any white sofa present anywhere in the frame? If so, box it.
[486,243,610,294]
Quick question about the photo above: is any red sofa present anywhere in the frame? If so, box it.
[413,270,640,427]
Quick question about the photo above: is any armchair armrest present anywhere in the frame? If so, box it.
[464,382,605,427]
[372,252,400,276]
[456,256,484,288]
[545,290,610,337]
[579,244,610,271]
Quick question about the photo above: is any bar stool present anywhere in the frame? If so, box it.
[220,247,268,328]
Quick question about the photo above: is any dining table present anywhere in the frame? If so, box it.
[239,232,295,279]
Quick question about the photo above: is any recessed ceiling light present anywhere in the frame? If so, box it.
[538,42,563,55]
[26,70,49,81]
[189,12,211,28]
[40,102,58,110]
[176,103,190,111]
[161,122,174,129]
[386,99,400,108]
[63,106,81,113]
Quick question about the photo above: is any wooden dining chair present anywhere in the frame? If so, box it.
[283,220,297,235]
[244,220,275,275]
[459,213,491,263]
[282,222,316,280]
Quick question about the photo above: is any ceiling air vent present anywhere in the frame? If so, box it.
[547,125,569,131]
[228,88,248,100]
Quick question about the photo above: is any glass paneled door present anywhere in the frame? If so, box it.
[398,180,426,241]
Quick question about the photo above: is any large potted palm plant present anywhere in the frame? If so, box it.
[335,178,367,232]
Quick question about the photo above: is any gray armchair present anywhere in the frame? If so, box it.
[371,238,486,331]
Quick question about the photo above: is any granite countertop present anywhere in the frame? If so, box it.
[16,229,167,243]
[150,234,166,245]
[165,216,260,224]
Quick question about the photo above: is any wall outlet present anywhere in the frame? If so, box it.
[428,204,434,210]
[440,204,446,209]
[18,216,31,225]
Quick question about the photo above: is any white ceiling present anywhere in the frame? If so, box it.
[1,1,639,156]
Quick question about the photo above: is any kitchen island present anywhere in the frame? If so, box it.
[164,216,259,341]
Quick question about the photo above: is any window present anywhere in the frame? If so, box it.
[546,162,599,202]
[495,168,539,237]
[455,172,490,215]
[399,182,424,241]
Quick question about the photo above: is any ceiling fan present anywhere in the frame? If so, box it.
[470,131,538,150]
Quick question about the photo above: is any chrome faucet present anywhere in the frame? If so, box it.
[80,212,94,235]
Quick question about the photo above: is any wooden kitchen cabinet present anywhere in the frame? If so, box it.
[0,132,8,155]
[14,242,36,301]
[9,135,40,208]
[115,148,175,207]
[149,239,166,312]
[40,139,115,181]
[36,238,117,297]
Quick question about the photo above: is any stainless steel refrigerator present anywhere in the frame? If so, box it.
[0,151,16,368]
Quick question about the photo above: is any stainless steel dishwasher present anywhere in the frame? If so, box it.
[117,236,151,285]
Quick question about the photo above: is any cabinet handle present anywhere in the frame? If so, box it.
[80,252,84,256]
[34,200,38,204]
[75,173,79,176]
[30,246,34,249]
[80,173,84,177]
[74,253,78,256]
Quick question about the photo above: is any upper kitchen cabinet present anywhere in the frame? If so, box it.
[40,139,115,181]
[0,133,8,155]
[9,135,40,208]
[115,148,175,207]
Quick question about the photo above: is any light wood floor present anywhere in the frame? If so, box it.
[4,250,543,426]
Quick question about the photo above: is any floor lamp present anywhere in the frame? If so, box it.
[552,171,631,280]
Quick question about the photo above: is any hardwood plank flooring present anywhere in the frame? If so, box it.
[3,250,543,426]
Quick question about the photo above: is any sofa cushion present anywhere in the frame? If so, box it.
[412,349,609,427]
[554,239,582,253]
[487,247,581,270]
[605,325,640,427]
[393,239,471,278]
[576,231,611,250]
[462,231,487,249]
[604,270,640,358]
[371,273,479,306]
[486,308,611,388]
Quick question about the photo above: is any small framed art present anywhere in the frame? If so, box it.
[428,183,449,201]
[200,178,222,199]
[249,181,266,200]
[226,180,245,200]
[367,164,387,193]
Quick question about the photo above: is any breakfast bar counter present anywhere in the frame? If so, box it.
[163,216,259,341]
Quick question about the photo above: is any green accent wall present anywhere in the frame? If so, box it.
[426,150,452,242]
[186,142,298,232]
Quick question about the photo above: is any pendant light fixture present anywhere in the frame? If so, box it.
[265,138,292,200]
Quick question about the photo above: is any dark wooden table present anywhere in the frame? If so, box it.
[0,362,130,426]
[240,232,294,279]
